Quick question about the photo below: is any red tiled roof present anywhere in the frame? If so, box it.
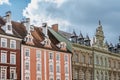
[0,17,70,52]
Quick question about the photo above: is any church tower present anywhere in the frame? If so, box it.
[93,20,105,47]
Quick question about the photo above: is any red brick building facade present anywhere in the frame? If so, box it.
[0,11,21,80]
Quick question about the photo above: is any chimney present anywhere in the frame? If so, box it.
[25,18,30,33]
[52,24,58,32]
[42,23,48,37]
[6,11,11,23]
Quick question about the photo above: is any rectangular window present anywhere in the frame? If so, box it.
[50,78,54,80]
[10,40,16,49]
[25,62,30,70]
[37,77,41,80]
[56,65,60,73]
[56,53,60,61]
[49,64,53,72]
[25,76,30,80]
[37,63,41,71]
[25,48,30,57]
[1,69,6,79]
[36,50,41,59]
[64,55,68,62]
[10,53,16,64]
[1,52,7,63]
[10,68,16,79]
[65,66,68,74]
[1,38,7,47]
[49,53,53,60]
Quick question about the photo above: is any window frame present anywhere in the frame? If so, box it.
[10,40,16,49]
[1,38,7,48]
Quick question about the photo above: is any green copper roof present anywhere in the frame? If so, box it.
[48,28,72,52]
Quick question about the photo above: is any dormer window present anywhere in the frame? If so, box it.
[57,42,66,51]
[41,37,51,48]
[24,33,34,45]
[8,25,12,30]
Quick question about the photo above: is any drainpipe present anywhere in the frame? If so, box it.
[92,47,95,80]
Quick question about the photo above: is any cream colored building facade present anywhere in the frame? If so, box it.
[71,21,120,80]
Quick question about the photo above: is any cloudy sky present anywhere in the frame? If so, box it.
[0,0,120,45]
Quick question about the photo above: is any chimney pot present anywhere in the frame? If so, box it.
[52,24,58,32]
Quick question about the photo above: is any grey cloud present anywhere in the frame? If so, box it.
[26,0,120,44]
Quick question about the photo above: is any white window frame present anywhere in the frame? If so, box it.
[36,76,42,80]
[10,40,16,49]
[25,75,30,80]
[36,50,41,61]
[10,53,16,64]
[49,52,53,60]
[64,54,68,62]
[10,67,16,79]
[25,48,30,57]
[36,63,41,72]
[49,64,54,73]
[1,38,7,48]
[0,67,7,79]
[56,64,60,73]
[56,53,60,61]
[1,51,7,63]
[25,61,30,71]
[65,65,69,74]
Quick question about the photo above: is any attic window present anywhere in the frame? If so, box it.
[8,25,12,30]
[41,38,51,48]
[57,42,66,48]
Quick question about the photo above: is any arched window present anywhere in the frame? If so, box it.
[109,60,111,68]
[81,54,85,63]
[88,56,92,64]
[101,72,103,80]
[75,53,79,63]
[105,58,107,67]
[101,57,103,66]
[105,72,107,80]
[96,71,99,80]
[96,56,99,65]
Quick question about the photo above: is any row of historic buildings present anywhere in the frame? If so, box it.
[0,11,120,80]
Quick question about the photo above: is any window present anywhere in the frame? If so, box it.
[49,53,53,60]
[25,62,30,70]
[56,78,60,80]
[81,54,85,63]
[8,25,12,30]
[101,57,103,65]
[1,38,7,47]
[56,65,60,73]
[65,66,68,74]
[10,68,16,79]
[75,53,79,62]
[96,56,99,65]
[105,58,107,66]
[50,78,54,80]
[37,63,41,71]
[1,69,6,79]
[64,55,68,62]
[49,64,53,72]
[10,40,16,49]
[36,50,41,59]
[88,56,92,64]
[1,52,7,63]
[25,49,30,57]
[10,53,16,64]
[25,76,30,80]
[37,77,41,80]
[56,53,60,61]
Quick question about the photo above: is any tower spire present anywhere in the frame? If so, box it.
[99,20,101,25]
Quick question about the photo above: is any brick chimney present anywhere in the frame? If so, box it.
[52,24,58,32]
